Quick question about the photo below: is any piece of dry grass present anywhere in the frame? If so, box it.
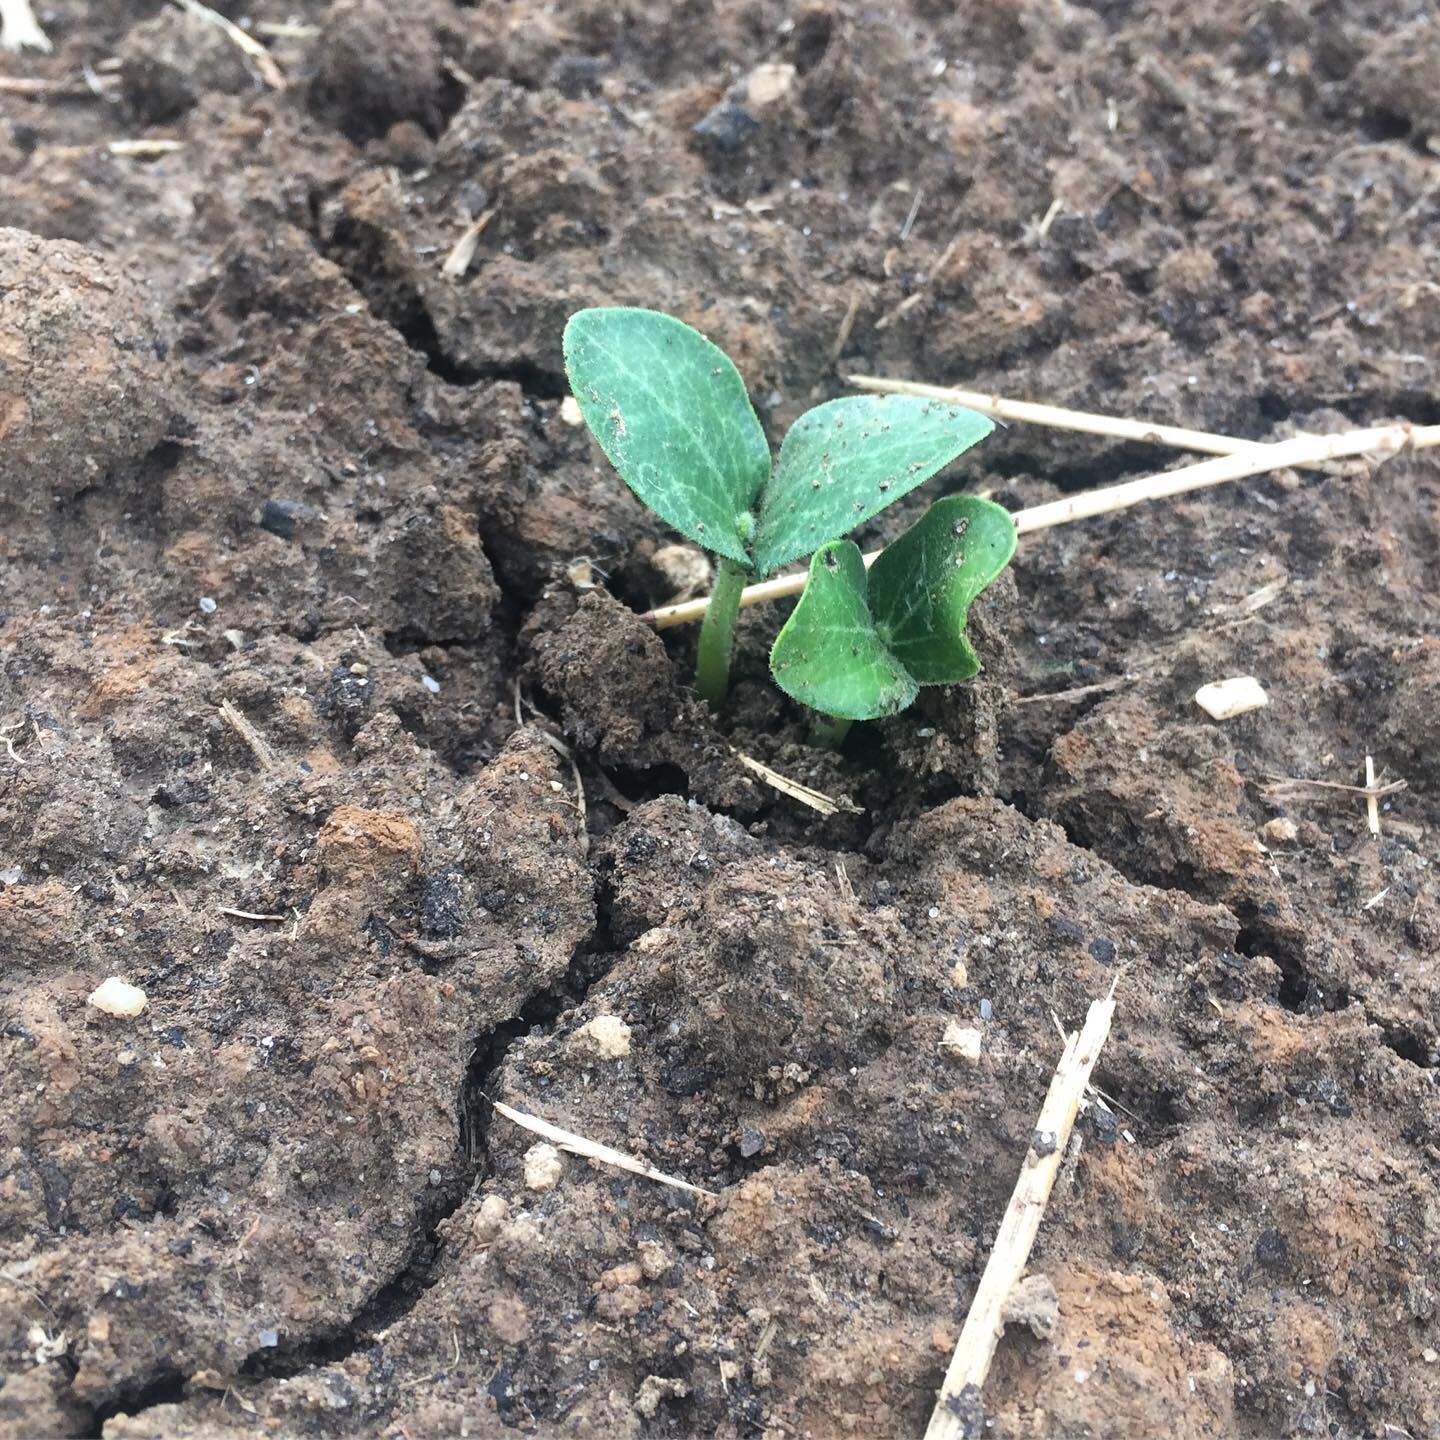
[925,985,1118,1439]
[219,700,276,771]
[441,206,499,278]
[491,1100,714,1197]
[170,0,285,89]
[846,375,1264,458]
[734,751,862,816]
[108,139,184,158]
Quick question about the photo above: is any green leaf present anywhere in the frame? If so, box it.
[867,494,1017,685]
[753,396,993,577]
[563,308,770,566]
[769,541,918,721]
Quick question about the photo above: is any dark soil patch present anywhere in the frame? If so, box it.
[2,2,1438,1438]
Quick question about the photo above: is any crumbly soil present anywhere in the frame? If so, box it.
[2,2,1439,1437]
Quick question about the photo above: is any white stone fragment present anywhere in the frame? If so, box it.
[87,977,147,1018]
[559,395,583,425]
[744,62,796,108]
[1194,675,1268,721]
[940,1022,983,1063]
[471,1193,509,1243]
[578,1013,632,1059]
[1261,817,1298,845]
[523,1142,564,1191]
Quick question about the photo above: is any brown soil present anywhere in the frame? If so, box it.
[2,2,1439,1437]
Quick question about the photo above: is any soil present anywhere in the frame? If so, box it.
[2,1,1439,1437]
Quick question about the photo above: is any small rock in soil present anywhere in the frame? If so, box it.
[692,102,760,153]
[940,1022,983,1063]
[576,1013,631,1058]
[523,1142,564,1191]
[87,977,147,1018]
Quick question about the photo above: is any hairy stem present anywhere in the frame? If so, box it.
[809,713,854,749]
[695,556,748,709]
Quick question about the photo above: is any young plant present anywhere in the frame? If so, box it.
[769,494,1017,741]
[562,307,992,707]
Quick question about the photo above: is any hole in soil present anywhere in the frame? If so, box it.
[85,1372,186,1436]
[603,760,691,807]
[397,300,568,396]
[1236,920,1349,1016]
[1355,110,1412,144]
[987,440,1200,495]
[1378,1025,1438,1069]
[459,987,569,1164]
[320,216,567,397]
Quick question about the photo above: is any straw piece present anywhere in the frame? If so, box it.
[170,0,285,88]
[441,206,498,278]
[925,988,1117,1440]
[108,139,184,158]
[734,751,862,816]
[846,374,1264,457]
[491,1100,714,1197]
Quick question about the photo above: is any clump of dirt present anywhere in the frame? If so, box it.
[2,1,1438,1437]
[117,10,253,124]
[0,229,172,512]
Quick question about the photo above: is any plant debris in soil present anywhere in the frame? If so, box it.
[2,1,1439,1438]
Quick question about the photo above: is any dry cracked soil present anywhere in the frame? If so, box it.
[2,1,1439,1437]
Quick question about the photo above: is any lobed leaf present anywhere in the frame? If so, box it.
[769,541,918,721]
[753,395,993,577]
[563,308,770,565]
[867,494,1017,685]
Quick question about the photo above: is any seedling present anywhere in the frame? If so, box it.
[563,307,992,706]
[770,494,1017,743]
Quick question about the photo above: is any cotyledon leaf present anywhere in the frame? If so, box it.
[752,395,993,577]
[867,494,1018,685]
[769,541,919,721]
[563,308,771,566]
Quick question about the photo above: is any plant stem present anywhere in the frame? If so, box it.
[694,555,748,709]
[809,713,853,749]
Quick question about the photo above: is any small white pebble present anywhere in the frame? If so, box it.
[1074,1368,1090,1383]
[1194,675,1268,721]
[940,1022,983,1064]
[559,395,583,425]
[198,596,217,615]
[577,1014,632,1059]
[421,674,441,694]
[88,977,147,1018]
[472,1193,509,1243]
[523,1142,564,1192]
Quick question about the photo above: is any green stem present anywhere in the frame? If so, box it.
[809,713,854,749]
[695,556,749,709]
